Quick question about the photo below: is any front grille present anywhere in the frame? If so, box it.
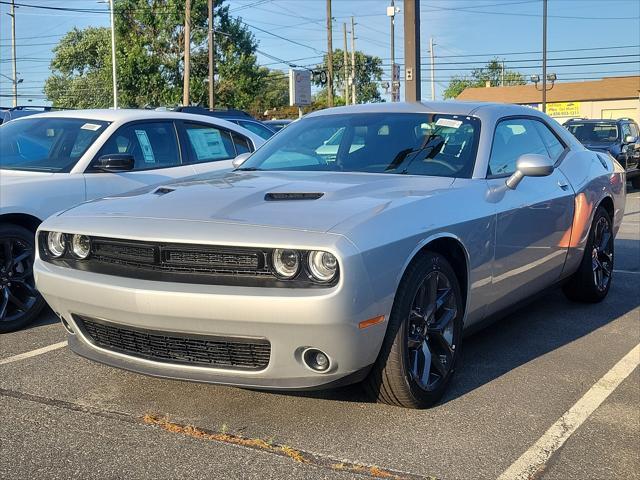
[76,316,271,371]
[88,237,271,277]
[163,249,259,269]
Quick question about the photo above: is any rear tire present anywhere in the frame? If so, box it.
[0,224,45,333]
[563,206,614,303]
[364,252,463,408]
[631,176,640,190]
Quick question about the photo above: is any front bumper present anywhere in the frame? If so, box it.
[34,258,389,390]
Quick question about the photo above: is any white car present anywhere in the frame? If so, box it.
[0,109,265,332]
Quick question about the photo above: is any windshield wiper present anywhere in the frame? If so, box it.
[236,167,262,171]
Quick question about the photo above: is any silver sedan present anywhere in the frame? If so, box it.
[33,102,626,408]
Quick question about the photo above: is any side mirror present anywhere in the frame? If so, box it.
[506,153,555,190]
[232,152,252,169]
[95,153,135,172]
[624,135,637,144]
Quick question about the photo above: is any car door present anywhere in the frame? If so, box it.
[83,120,197,200]
[485,117,575,314]
[178,121,254,175]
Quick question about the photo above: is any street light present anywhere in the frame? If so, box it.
[531,73,557,93]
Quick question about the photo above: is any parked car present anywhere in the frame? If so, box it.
[564,117,640,188]
[0,106,57,125]
[33,102,625,408]
[0,108,264,332]
[175,106,276,140]
[264,119,293,132]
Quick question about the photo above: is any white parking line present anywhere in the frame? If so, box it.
[498,343,640,480]
[0,341,68,366]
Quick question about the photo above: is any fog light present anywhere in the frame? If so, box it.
[303,349,330,372]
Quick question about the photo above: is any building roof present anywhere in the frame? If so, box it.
[456,75,640,104]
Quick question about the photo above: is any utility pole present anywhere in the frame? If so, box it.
[9,0,17,107]
[183,0,191,106]
[326,0,334,107]
[350,16,356,104]
[343,23,349,105]
[108,0,118,109]
[208,0,215,110]
[429,37,435,101]
[387,0,398,102]
[501,60,505,86]
[403,0,421,101]
[542,0,547,112]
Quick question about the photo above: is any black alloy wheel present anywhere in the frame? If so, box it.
[406,270,459,392]
[591,215,613,293]
[0,224,45,333]
[563,206,614,303]
[364,251,463,408]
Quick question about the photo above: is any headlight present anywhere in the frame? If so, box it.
[272,249,300,278]
[308,250,338,282]
[71,234,91,259]
[46,232,67,258]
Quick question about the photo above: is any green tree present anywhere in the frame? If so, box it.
[313,49,384,105]
[443,58,526,99]
[44,0,282,111]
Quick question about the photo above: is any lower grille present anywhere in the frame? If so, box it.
[76,316,271,371]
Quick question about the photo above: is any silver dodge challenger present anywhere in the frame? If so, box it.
[34,102,626,408]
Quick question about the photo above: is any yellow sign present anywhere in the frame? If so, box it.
[546,102,581,117]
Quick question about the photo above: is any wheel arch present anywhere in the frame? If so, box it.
[399,234,470,317]
[0,212,42,233]
[597,195,614,220]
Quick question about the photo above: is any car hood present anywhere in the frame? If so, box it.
[58,170,455,234]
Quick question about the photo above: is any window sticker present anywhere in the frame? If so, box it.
[81,123,102,131]
[435,118,462,129]
[135,129,156,163]
[187,128,226,160]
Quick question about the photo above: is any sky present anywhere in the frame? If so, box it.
[0,0,639,108]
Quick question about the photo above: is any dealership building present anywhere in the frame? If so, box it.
[456,75,640,124]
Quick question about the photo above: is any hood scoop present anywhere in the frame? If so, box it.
[264,192,324,201]
[153,186,176,196]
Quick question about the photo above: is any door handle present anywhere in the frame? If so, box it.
[558,180,569,191]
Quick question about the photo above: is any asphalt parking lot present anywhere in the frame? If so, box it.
[1,189,638,480]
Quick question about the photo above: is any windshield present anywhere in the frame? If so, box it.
[566,122,619,143]
[240,113,481,178]
[0,117,109,172]
[237,120,275,140]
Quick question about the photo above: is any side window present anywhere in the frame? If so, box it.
[532,121,566,162]
[621,123,632,139]
[96,121,180,170]
[183,122,235,164]
[488,118,549,176]
[231,132,253,155]
[629,123,639,138]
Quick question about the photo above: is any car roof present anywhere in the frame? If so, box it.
[11,108,243,125]
[305,101,547,118]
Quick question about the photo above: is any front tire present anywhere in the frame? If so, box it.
[563,206,614,303]
[364,252,463,408]
[0,224,45,333]
[631,176,640,190]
